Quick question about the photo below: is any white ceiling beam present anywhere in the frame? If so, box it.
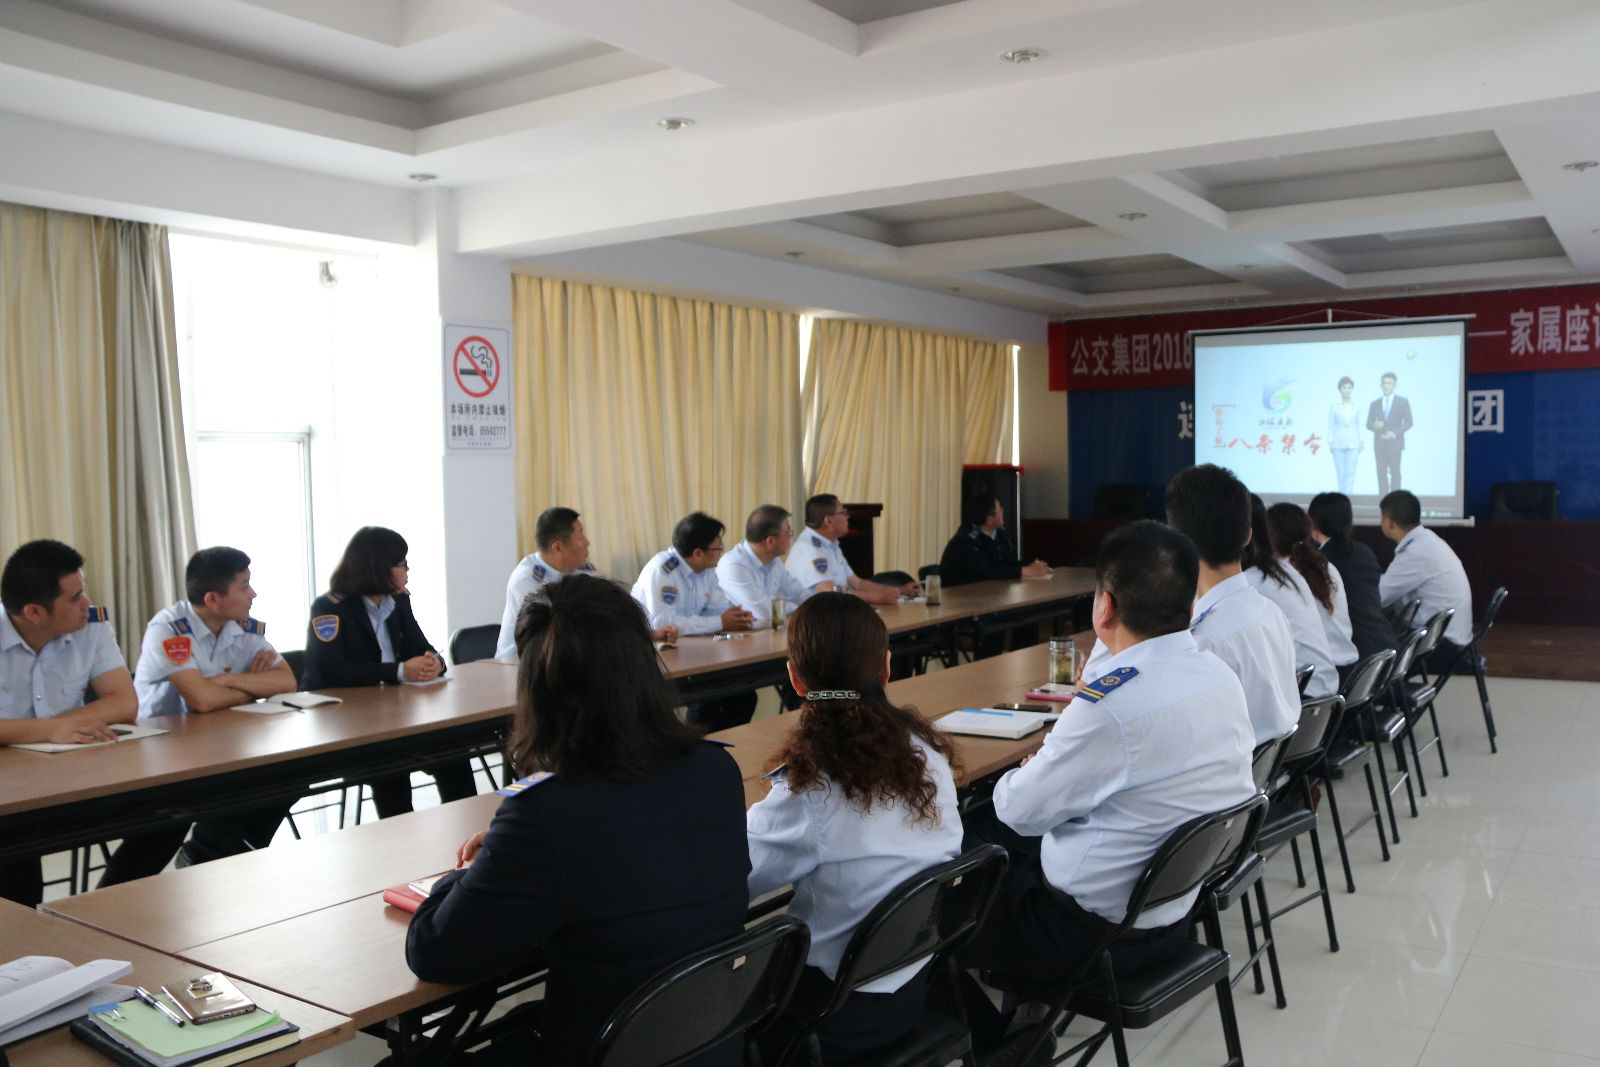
[1495,119,1600,274]
[898,227,1138,273]
[1227,181,1539,242]
[1078,282,1266,309]
[745,219,902,264]
[1345,256,1577,291]
[947,269,1092,308]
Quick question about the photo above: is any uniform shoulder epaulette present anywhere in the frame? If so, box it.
[170,615,193,636]
[809,534,823,548]
[1076,666,1140,704]
[762,763,788,780]
[241,618,265,636]
[86,605,109,623]
[497,770,555,797]
[325,592,345,604]
[1189,606,1215,631]
[662,553,681,574]
[532,563,548,581]
[577,563,597,573]
[967,528,980,540]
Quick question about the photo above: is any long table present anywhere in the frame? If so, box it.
[42,644,1064,1062]
[1,900,353,1066]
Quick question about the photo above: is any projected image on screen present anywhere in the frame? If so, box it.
[1193,320,1466,519]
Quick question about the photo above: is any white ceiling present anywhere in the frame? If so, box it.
[2,0,1599,317]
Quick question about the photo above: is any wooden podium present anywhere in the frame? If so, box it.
[840,502,883,578]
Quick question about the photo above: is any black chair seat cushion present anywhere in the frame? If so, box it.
[1067,943,1231,1029]
[1402,681,1439,705]
[1356,711,1405,743]
[1257,805,1317,852]
[1211,852,1263,909]
[1324,739,1372,777]
[834,1011,970,1066]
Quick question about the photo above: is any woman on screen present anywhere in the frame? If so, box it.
[1328,376,1363,495]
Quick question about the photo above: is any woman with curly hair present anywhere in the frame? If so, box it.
[747,592,963,1060]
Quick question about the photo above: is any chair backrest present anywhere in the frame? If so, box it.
[820,845,1009,1016]
[449,623,501,665]
[1294,664,1316,696]
[280,649,305,688]
[1490,481,1558,521]
[1282,696,1341,765]
[1250,730,1291,791]
[917,564,942,581]
[587,916,811,1067]
[1125,794,1270,920]
[1413,609,1454,658]
[1339,648,1396,710]
[1092,484,1151,521]
[1475,586,1509,641]
[872,570,915,588]
[1390,627,1428,682]
[1386,596,1422,631]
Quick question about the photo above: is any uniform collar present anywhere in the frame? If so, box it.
[1193,570,1252,621]
[1099,629,1198,673]
[734,541,772,571]
[0,613,24,653]
[174,599,236,641]
[1395,527,1422,554]
[366,595,397,622]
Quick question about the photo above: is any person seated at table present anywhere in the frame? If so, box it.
[938,493,1048,588]
[407,575,749,1065]
[785,494,918,603]
[716,504,816,628]
[1307,492,1398,661]
[632,512,756,731]
[746,593,962,1061]
[1243,495,1339,701]
[99,547,298,886]
[1267,503,1359,689]
[302,527,477,818]
[0,540,135,906]
[956,520,1256,1052]
[493,506,595,659]
[1377,490,1474,672]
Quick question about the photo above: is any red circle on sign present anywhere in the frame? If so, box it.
[453,336,500,398]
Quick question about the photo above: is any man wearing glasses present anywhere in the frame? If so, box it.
[785,494,919,604]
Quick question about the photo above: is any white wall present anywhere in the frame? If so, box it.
[1018,343,1070,520]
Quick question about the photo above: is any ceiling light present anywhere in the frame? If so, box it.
[1000,48,1044,64]
[948,286,963,293]
[1117,212,1148,221]
[1563,160,1599,172]
[784,250,805,258]
[657,117,695,131]
[408,173,437,183]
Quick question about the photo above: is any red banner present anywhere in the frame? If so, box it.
[1049,282,1600,391]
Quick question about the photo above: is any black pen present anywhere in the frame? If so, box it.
[134,985,186,1027]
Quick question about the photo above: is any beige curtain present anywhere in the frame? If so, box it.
[0,203,195,658]
[512,276,804,581]
[803,319,1013,574]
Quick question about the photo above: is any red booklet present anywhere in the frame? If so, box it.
[383,873,448,913]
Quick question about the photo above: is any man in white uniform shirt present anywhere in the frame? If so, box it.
[0,540,136,907]
[495,507,595,659]
[958,520,1257,1049]
[102,547,298,886]
[1378,490,1474,671]
[785,494,918,603]
[716,505,816,628]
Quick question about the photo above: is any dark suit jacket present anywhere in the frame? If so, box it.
[1319,537,1398,660]
[939,523,1023,587]
[1366,395,1414,449]
[406,742,750,1065]
[301,591,445,689]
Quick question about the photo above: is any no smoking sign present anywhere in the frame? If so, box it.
[443,323,512,451]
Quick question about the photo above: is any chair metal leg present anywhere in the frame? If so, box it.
[1289,837,1306,887]
[1391,736,1419,817]
[1320,767,1357,892]
[1213,971,1246,1067]
[286,814,302,841]
[1472,646,1498,753]
[1427,702,1450,778]
[1240,891,1265,995]
[1253,878,1287,1008]
[1307,823,1339,952]
[1365,708,1404,844]
[1362,763,1392,861]
[1110,1021,1132,1067]
[1406,721,1429,798]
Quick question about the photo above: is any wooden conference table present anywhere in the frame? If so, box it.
[41,643,1066,1063]
[0,570,1092,865]
[1,900,354,1066]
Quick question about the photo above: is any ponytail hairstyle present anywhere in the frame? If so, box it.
[773,593,958,824]
[1241,494,1293,591]
[1266,502,1335,612]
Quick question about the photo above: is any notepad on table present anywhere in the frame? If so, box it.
[71,993,298,1067]
[230,691,343,714]
[1025,683,1077,703]
[383,872,450,914]
[934,708,1054,740]
[0,955,133,1045]
[9,723,168,754]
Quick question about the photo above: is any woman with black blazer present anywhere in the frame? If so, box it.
[302,526,477,817]
[406,574,750,1064]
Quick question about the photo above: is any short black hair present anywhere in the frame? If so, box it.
[1307,492,1354,539]
[1095,520,1200,638]
[186,547,251,605]
[1380,490,1421,528]
[329,526,408,598]
[509,574,699,779]
[534,507,581,553]
[963,493,999,528]
[745,504,791,543]
[672,512,724,558]
[804,494,840,529]
[1164,464,1250,567]
[1337,375,1354,390]
[1381,371,1398,384]
[1,540,84,615]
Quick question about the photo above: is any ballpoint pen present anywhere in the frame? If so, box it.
[133,986,186,1027]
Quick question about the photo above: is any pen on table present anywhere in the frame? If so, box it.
[134,985,186,1027]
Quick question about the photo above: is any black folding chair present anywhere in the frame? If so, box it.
[280,649,306,686]
[1423,587,1509,754]
[985,794,1270,1067]
[1395,609,1454,796]
[1317,649,1398,888]
[1359,630,1425,829]
[1294,664,1315,697]
[777,845,1010,1067]
[587,916,812,1067]
[449,624,501,665]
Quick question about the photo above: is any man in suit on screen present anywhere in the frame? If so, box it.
[1367,371,1413,496]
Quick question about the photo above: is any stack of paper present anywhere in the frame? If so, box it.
[934,708,1056,740]
[72,994,299,1066]
[0,956,132,1045]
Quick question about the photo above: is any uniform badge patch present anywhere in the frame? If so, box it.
[1076,666,1140,704]
[662,554,681,574]
[86,605,109,623]
[497,770,554,797]
[242,618,265,636]
[533,564,548,581]
[162,636,192,666]
[660,585,679,606]
[813,558,828,573]
[312,614,340,642]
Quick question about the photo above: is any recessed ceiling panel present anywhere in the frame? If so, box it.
[805,0,967,24]
[1002,254,1232,294]
[802,192,1088,247]
[1294,217,1562,273]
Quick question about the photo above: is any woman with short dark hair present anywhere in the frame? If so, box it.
[407,575,749,1065]
[747,593,963,1061]
[302,526,476,817]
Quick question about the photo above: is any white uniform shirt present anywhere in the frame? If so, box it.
[784,531,854,593]
[716,542,814,627]
[747,737,962,992]
[1320,567,1359,668]
[1379,527,1473,645]
[994,630,1256,928]
[632,548,731,636]
[0,612,124,719]
[1245,566,1339,700]
[1191,572,1300,744]
[134,600,276,719]
[495,553,560,659]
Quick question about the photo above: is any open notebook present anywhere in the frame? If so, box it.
[9,723,167,754]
